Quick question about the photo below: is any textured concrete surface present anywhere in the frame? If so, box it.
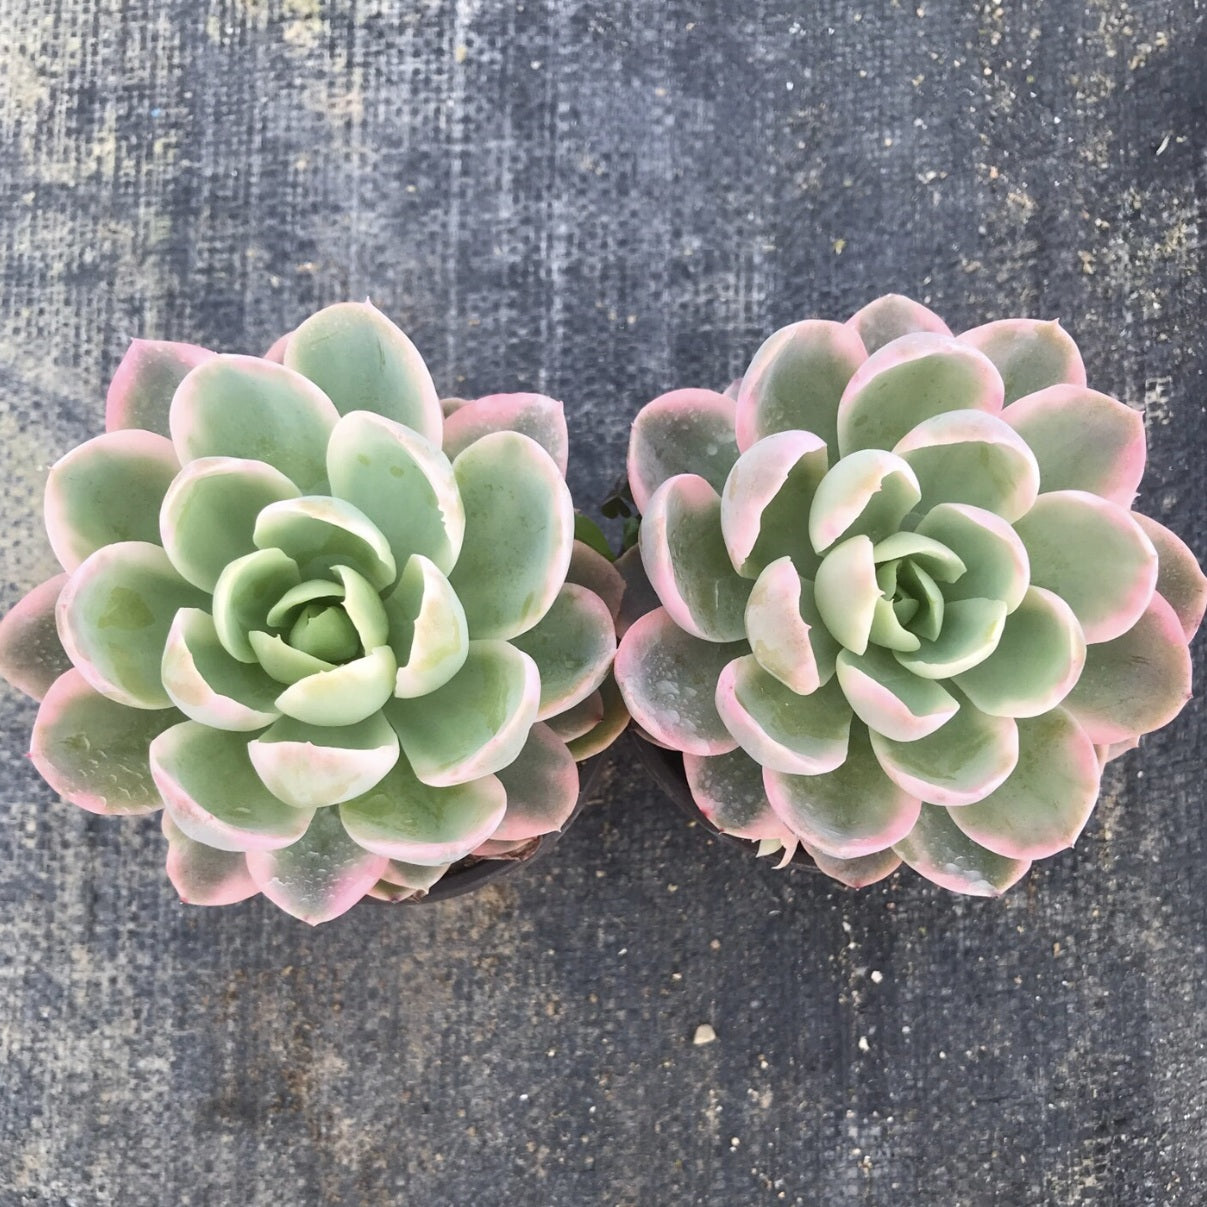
[0,1,1204,1204]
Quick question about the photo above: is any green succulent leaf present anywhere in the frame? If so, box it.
[893,804,1031,897]
[0,574,72,701]
[211,548,302,664]
[682,746,792,841]
[744,558,838,694]
[383,554,470,698]
[162,813,258,906]
[274,645,398,727]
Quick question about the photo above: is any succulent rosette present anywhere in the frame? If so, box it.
[0,302,627,922]
[616,294,1206,896]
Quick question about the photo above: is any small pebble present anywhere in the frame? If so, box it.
[693,1023,717,1046]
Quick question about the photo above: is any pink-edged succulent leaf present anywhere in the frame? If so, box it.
[1002,385,1145,505]
[546,690,604,742]
[953,587,1085,718]
[764,724,921,860]
[914,503,1029,612]
[150,720,315,852]
[808,448,921,554]
[834,646,959,742]
[734,319,866,454]
[870,697,1019,807]
[443,392,570,476]
[31,669,176,815]
[170,354,339,492]
[339,754,507,864]
[846,295,952,355]
[615,544,661,638]
[105,339,215,437]
[247,713,400,808]
[326,409,464,577]
[893,597,1008,679]
[566,540,625,620]
[614,608,743,755]
[805,844,902,889]
[510,583,616,719]
[245,806,387,925]
[836,333,1004,457]
[160,607,282,730]
[282,301,442,444]
[715,657,851,776]
[720,429,829,579]
[386,639,540,787]
[211,548,301,663]
[564,674,630,760]
[447,431,574,640]
[744,558,839,695]
[0,574,71,700]
[1132,512,1207,641]
[1013,490,1157,644]
[274,646,398,727]
[45,430,180,572]
[893,803,1031,896]
[683,747,796,843]
[382,554,469,698]
[628,388,739,513]
[812,535,879,655]
[949,707,1101,860]
[1062,591,1192,744]
[641,474,752,641]
[57,541,207,708]
[160,456,300,591]
[490,722,580,841]
[263,332,290,363]
[893,409,1040,523]
[959,318,1086,404]
[162,812,258,906]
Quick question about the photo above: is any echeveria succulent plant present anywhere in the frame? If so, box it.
[616,294,1206,896]
[0,302,627,922]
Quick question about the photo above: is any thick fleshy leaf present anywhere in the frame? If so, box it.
[1003,385,1145,504]
[31,669,175,814]
[836,334,1004,457]
[566,540,625,620]
[893,804,1030,896]
[248,631,332,685]
[720,429,829,579]
[263,333,290,363]
[950,708,1101,860]
[326,410,464,576]
[0,574,71,700]
[490,723,580,841]
[57,541,207,708]
[254,496,396,591]
[443,393,570,475]
[248,713,400,808]
[734,320,866,454]
[683,747,795,841]
[161,608,282,730]
[893,409,1040,522]
[744,558,838,694]
[383,554,470,699]
[330,564,389,651]
[614,608,743,755]
[628,388,739,512]
[893,597,1007,679]
[283,301,442,444]
[448,431,574,640]
[1133,512,1207,641]
[835,646,959,742]
[162,813,258,906]
[160,457,300,591]
[150,721,314,851]
[914,503,1029,612]
[386,640,540,786]
[339,754,507,864]
[846,295,952,355]
[715,657,851,775]
[1014,490,1157,643]
[546,690,603,742]
[211,548,301,663]
[615,545,661,638]
[641,475,751,641]
[245,806,387,925]
[959,318,1086,404]
[1063,592,1192,743]
[808,448,921,553]
[765,724,920,859]
[563,674,630,760]
[871,698,1018,807]
[510,583,616,719]
[170,355,338,490]
[106,339,215,437]
[274,645,398,727]
[813,535,878,655]
[45,430,180,572]
[804,844,902,889]
[954,587,1085,718]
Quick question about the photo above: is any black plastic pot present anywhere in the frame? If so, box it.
[628,731,820,872]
